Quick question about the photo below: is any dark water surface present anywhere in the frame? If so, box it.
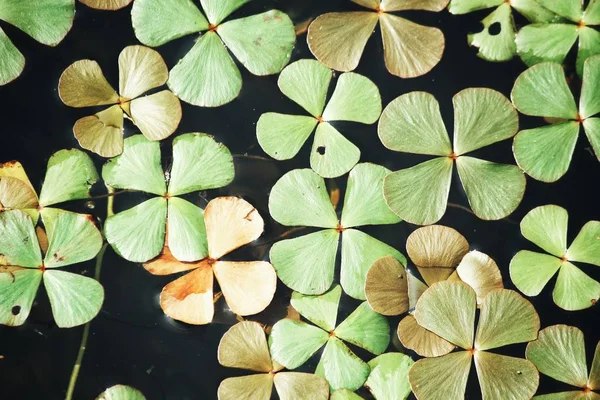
[1,1,599,399]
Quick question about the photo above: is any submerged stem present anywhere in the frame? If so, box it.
[86,188,138,201]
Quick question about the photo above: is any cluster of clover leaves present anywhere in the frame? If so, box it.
[1,0,600,399]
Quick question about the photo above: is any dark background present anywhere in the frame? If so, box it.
[1,0,599,399]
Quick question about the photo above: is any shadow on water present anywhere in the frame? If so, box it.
[0,0,599,399]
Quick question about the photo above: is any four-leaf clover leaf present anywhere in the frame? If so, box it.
[526,324,600,399]
[0,209,104,327]
[80,0,132,11]
[96,385,145,400]
[59,45,182,158]
[0,149,99,222]
[0,0,75,85]
[268,163,404,299]
[217,321,329,400]
[307,0,447,78]
[131,0,296,107]
[517,0,600,76]
[510,204,600,311]
[448,0,557,62]
[103,133,234,263]
[269,285,390,391]
[511,56,600,182]
[379,88,525,225]
[143,196,277,325]
[257,59,381,178]
[409,281,540,400]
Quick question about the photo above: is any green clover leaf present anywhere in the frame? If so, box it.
[509,204,600,310]
[511,56,600,182]
[379,88,524,225]
[269,285,390,392]
[307,0,448,78]
[0,209,104,328]
[96,385,146,400]
[257,59,381,178]
[409,281,540,400]
[131,0,295,107]
[268,163,404,299]
[103,133,234,263]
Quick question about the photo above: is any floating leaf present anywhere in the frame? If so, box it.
[307,1,446,78]
[104,134,233,263]
[449,0,557,62]
[0,0,75,85]
[526,325,600,398]
[510,204,600,310]
[257,59,381,177]
[410,281,540,399]
[270,285,390,391]
[132,0,295,107]
[218,321,328,400]
[269,164,405,299]
[96,385,146,400]
[59,45,181,156]
[380,88,523,225]
[0,210,103,328]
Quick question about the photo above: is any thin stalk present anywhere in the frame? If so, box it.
[86,188,137,201]
[65,243,107,400]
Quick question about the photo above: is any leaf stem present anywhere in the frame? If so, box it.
[86,188,138,201]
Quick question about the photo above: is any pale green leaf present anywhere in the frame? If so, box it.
[200,0,248,25]
[168,31,242,107]
[383,157,453,225]
[516,24,579,67]
[269,319,328,369]
[475,289,539,351]
[414,281,476,350]
[584,0,600,25]
[576,27,600,77]
[381,0,450,12]
[307,12,379,73]
[341,163,400,228]
[456,156,525,220]
[42,209,102,268]
[97,385,146,400]
[277,59,332,118]
[378,91,451,157]
[39,149,99,207]
[322,72,381,123]
[474,351,539,400]
[131,0,208,47]
[512,0,562,22]
[340,229,405,300]
[256,113,317,160]
[331,389,363,400]
[291,285,341,332]
[104,198,167,263]
[268,168,337,228]
[316,337,370,391]
[583,118,600,161]
[218,10,295,76]
[168,133,234,196]
[553,261,600,311]
[270,230,339,295]
[534,392,598,400]
[453,88,518,155]
[467,3,517,62]
[0,27,24,86]
[589,341,600,390]
[365,353,413,400]
[513,122,580,182]
[566,221,600,266]
[334,302,390,354]
[580,55,600,119]
[0,210,42,268]
[509,250,563,296]
[534,0,583,22]
[43,270,104,328]
[166,198,208,262]
[102,135,166,196]
[526,325,589,388]
[0,0,74,46]
[448,0,503,14]
[511,62,578,119]
[129,91,181,142]
[0,268,42,326]
[521,205,568,257]
[409,351,472,400]
[310,122,361,178]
